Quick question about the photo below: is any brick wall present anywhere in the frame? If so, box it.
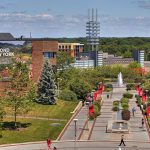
[32,41,58,82]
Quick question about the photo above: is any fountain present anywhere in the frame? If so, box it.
[107,120,129,133]
[107,100,129,133]
[117,72,123,87]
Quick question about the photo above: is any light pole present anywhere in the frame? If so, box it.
[73,119,78,150]
[86,102,90,130]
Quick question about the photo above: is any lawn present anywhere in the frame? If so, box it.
[0,118,66,144]
[6,100,78,120]
[0,100,78,144]
[26,100,78,119]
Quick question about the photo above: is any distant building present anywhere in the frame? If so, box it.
[103,57,134,65]
[58,43,84,57]
[0,33,14,41]
[132,50,145,67]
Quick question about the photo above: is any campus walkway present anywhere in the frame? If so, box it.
[0,87,150,150]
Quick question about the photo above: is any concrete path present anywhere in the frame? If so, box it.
[58,105,89,141]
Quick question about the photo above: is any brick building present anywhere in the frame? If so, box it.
[32,41,58,82]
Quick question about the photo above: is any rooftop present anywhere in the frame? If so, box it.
[0,33,15,41]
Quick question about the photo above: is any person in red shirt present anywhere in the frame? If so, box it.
[46,138,51,150]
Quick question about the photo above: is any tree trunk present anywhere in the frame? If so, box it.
[14,106,17,128]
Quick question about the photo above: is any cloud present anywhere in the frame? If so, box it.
[137,0,150,9]
[0,5,5,9]
[100,15,150,37]
[0,12,150,37]
[0,12,86,37]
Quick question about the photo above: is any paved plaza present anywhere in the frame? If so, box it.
[0,86,150,150]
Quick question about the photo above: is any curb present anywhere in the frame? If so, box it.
[57,101,82,141]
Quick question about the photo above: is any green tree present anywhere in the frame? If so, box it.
[56,51,74,70]
[37,59,57,104]
[69,78,92,100]
[128,61,141,68]
[3,60,33,127]
[0,106,5,137]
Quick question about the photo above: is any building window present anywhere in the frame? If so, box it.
[43,52,55,58]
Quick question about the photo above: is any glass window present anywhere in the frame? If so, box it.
[43,52,55,58]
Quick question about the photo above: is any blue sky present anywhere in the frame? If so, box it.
[0,0,150,37]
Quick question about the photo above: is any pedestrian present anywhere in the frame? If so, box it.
[46,138,51,150]
[132,107,136,116]
[53,147,57,150]
[118,135,126,146]
[142,118,144,128]
[107,94,109,99]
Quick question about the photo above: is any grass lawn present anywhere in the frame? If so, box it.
[0,118,66,144]
[26,100,78,119]
[0,100,78,144]
[6,100,78,120]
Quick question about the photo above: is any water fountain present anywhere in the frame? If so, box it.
[117,72,123,87]
[107,99,129,133]
[107,120,129,133]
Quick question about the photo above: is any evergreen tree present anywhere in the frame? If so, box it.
[37,59,57,104]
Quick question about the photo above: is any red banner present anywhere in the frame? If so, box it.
[146,106,150,117]
[93,92,98,101]
[89,105,94,115]
[136,85,139,92]
[142,95,146,103]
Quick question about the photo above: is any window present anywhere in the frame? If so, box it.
[43,52,55,58]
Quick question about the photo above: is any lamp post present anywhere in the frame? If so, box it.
[86,102,90,130]
[73,119,78,150]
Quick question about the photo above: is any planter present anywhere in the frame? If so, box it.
[122,110,130,120]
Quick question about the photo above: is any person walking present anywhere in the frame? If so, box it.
[46,138,51,150]
[132,107,136,116]
[119,135,126,146]
[142,118,144,128]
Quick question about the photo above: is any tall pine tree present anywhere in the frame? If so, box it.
[37,59,57,104]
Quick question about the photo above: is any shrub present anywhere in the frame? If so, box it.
[137,97,142,106]
[143,104,146,110]
[59,89,77,101]
[121,98,129,104]
[123,93,133,99]
[113,101,119,106]
[122,103,129,110]
[112,101,119,111]
[94,101,101,111]
[112,106,119,111]
[126,83,135,90]
[94,106,100,117]
[147,118,150,126]
[122,110,130,120]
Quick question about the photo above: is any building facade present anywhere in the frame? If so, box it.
[32,41,58,82]
[58,43,84,57]
[132,50,145,67]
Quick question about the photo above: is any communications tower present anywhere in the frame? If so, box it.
[86,8,100,51]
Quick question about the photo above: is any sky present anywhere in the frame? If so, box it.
[0,0,150,38]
